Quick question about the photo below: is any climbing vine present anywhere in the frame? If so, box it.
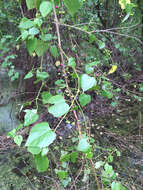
[1,0,142,189]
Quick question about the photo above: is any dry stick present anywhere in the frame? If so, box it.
[90,159,101,190]
[44,176,61,190]
[73,110,82,139]
[52,3,82,138]
[54,88,80,132]
[53,3,101,189]
[53,21,143,45]
[70,156,85,190]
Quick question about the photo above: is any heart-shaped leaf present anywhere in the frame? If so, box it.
[95,161,104,169]
[81,74,96,92]
[29,27,40,36]
[34,154,49,172]
[55,169,68,180]
[48,95,65,104]
[26,0,36,10]
[50,45,59,58]
[68,57,76,68]
[25,122,56,150]
[41,91,52,104]
[36,70,49,80]
[34,18,43,27]
[111,181,126,190]
[26,38,37,55]
[21,30,29,40]
[35,40,49,56]
[24,70,33,79]
[77,137,91,153]
[19,18,34,29]
[98,40,105,49]
[79,93,91,107]
[63,0,82,16]
[27,146,41,155]
[14,135,23,146]
[24,109,39,126]
[40,1,53,17]
[41,147,49,156]
[49,102,70,117]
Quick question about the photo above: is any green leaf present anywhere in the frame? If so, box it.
[27,146,41,155]
[36,70,49,80]
[63,0,82,16]
[41,34,53,41]
[68,57,76,68]
[98,40,105,49]
[26,0,36,10]
[81,74,96,92]
[101,90,113,99]
[16,123,23,131]
[26,38,37,55]
[24,109,39,127]
[50,45,59,58]
[8,124,23,138]
[49,102,70,117]
[85,61,100,74]
[77,137,91,153]
[19,18,34,29]
[54,0,60,6]
[79,93,91,107]
[108,154,114,163]
[89,34,96,43]
[8,129,16,138]
[70,152,77,163]
[55,80,66,88]
[35,40,49,56]
[41,147,49,156]
[21,30,29,40]
[24,70,33,79]
[48,95,65,104]
[61,177,71,188]
[111,181,127,190]
[29,27,40,36]
[116,150,121,157]
[41,91,52,104]
[85,64,94,74]
[139,86,143,92]
[60,153,70,162]
[104,163,113,174]
[102,163,116,182]
[95,161,104,169]
[25,122,56,149]
[34,154,49,172]
[55,169,67,180]
[34,18,43,27]
[40,1,53,17]
[14,135,23,146]
[122,13,130,23]
[85,151,93,159]
[35,0,41,8]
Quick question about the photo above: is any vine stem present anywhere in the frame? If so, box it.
[90,159,101,190]
[52,2,82,138]
[52,3,101,189]
[35,82,44,109]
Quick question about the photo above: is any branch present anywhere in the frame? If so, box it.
[52,2,82,138]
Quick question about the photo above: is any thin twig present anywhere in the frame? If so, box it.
[52,2,82,138]
[70,156,85,190]
[53,21,143,45]
[90,159,101,190]
[97,30,143,45]
[53,5,101,190]
[44,176,61,190]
